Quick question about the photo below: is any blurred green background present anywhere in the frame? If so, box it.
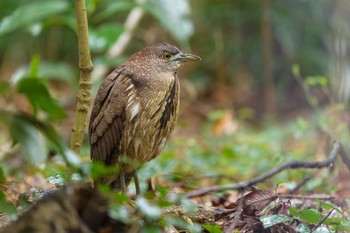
[0,0,349,196]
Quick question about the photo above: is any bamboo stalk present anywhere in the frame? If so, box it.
[70,0,93,154]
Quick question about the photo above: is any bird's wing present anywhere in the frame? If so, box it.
[89,68,129,164]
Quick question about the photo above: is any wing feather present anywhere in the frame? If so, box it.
[89,67,131,164]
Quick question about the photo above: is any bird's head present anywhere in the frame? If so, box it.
[128,42,201,74]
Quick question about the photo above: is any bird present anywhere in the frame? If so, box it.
[89,42,201,194]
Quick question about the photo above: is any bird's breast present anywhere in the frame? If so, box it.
[120,74,179,164]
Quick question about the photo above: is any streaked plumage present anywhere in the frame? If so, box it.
[89,42,200,193]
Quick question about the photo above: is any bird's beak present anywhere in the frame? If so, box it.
[173,53,202,63]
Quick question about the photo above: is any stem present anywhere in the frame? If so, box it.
[70,0,93,154]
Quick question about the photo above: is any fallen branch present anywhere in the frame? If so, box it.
[224,189,245,233]
[184,141,340,198]
[277,194,335,201]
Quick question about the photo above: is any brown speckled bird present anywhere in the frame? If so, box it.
[89,42,201,194]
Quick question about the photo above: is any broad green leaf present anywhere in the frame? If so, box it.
[16,78,66,119]
[0,111,65,164]
[202,224,223,233]
[299,209,322,224]
[89,23,124,53]
[296,223,311,233]
[0,0,69,35]
[260,214,291,228]
[0,191,16,214]
[334,219,350,231]
[145,0,193,45]
[317,200,342,213]
[289,207,300,217]
[9,115,47,164]
[323,217,344,225]
[11,62,77,88]
[0,191,17,215]
[94,2,137,22]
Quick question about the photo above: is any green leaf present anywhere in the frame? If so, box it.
[334,219,350,231]
[15,54,65,119]
[11,61,77,89]
[9,115,47,164]
[323,217,344,225]
[90,162,119,181]
[296,223,311,233]
[94,2,136,22]
[0,0,69,35]
[17,194,32,207]
[299,209,322,224]
[292,64,300,76]
[0,190,17,215]
[29,54,40,77]
[260,214,291,228]
[289,207,300,217]
[89,23,124,53]
[202,224,223,233]
[0,165,5,184]
[317,200,342,213]
[305,76,329,86]
[0,111,65,164]
[0,80,10,94]
[145,0,193,45]
[17,78,66,119]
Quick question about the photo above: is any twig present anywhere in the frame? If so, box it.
[289,175,312,194]
[225,189,245,233]
[277,194,335,201]
[312,208,334,232]
[184,142,340,198]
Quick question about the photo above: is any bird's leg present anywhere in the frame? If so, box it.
[133,170,140,195]
[118,154,127,194]
[119,164,126,194]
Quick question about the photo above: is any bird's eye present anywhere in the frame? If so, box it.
[162,52,171,60]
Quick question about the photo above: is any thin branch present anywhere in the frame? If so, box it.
[70,0,93,154]
[277,194,335,201]
[312,208,334,231]
[225,189,245,233]
[184,142,340,198]
[289,175,312,194]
